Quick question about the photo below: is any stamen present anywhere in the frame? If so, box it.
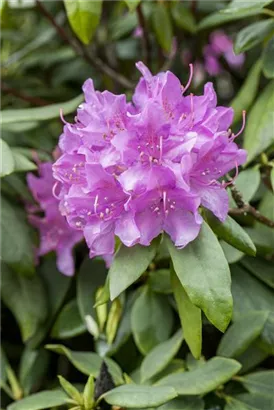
[163,191,167,213]
[159,135,163,164]
[94,195,99,215]
[183,64,194,94]
[222,162,239,188]
[231,110,246,140]
[52,182,61,199]
[60,109,68,125]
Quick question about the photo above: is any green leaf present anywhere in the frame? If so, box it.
[255,190,274,247]
[124,0,141,12]
[240,370,274,398]
[226,393,274,410]
[220,241,244,264]
[157,357,241,395]
[229,167,261,205]
[152,3,173,52]
[244,80,274,164]
[166,222,232,332]
[171,269,202,359]
[171,3,196,33]
[157,397,204,410]
[11,149,37,173]
[58,376,83,404]
[1,263,47,342]
[131,286,173,355]
[0,139,14,177]
[106,298,122,345]
[102,385,178,408]
[204,211,256,256]
[83,375,94,409]
[51,299,86,339]
[198,8,259,30]
[222,0,273,13]
[234,20,274,54]
[237,343,268,374]
[19,347,50,395]
[7,390,68,410]
[109,242,157,300]
[148,269,172,294]
[244,227,274,256]
[224,396,257,410]
[0,93,83,124]
[217,312,268,358]
[45,344,123,385]
[263,36,274,78]
[141,330,184,383]
[231,60,262,124]
[241,256,274,289]
[64,0,102,45]
[271,167,274,190]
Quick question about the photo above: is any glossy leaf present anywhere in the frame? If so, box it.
[45,344,123,384]
[240,370,274,398]
[152,3,173,52]
[102,385,178,408]
[141,330,184,382]
[131,286,173,355]
[244,80,274,164]
[241,256,274,289]
[217,312,268,358]
[171,269,202,359]
[263,36,274,79]
[148,269,172,294]
[223,0,273,13]
[0,139,14,177]
[7,390,68,410]
[157,397,204,410]
[109,242,157,300]
[166,222,232,332]
[204,211,256,256]
[229,167,261,205]
[231,60,262,124]
[171,3,196,33]
[64,0,102,45]
[158,357,241,395]
[234,20,274,54]
[198,8,259,30]
[51,299,86,339]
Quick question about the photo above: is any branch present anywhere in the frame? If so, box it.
[1,82,51,106]
[229,184,274,228]
[36,1,134,90]
[136,4,151,66]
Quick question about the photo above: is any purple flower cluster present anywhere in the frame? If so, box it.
[52,62,246,264]
[27,162,82,275]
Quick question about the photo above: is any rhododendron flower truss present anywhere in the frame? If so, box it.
[27,162,83,276]
[53,62,247,262]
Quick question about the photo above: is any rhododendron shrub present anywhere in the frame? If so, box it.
[1,2,274,410]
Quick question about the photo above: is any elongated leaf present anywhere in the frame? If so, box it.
[152,3,173,52]
[45,344,123,384]
[234,20,274,54]
[221,241,244,264]
[19,348,50,395]
[229,167,261,206]
[241,256,274,289]
[148,269,172,294]
[166,222,232,332]
[64,0,102,44]
[237,343,268,374]
[198,8,259,30]
[131,286,173,355]
[1,263,47,342]
[263,36,274,79]
[204,211,256,256]
[51,299,86,339]
[171,3,196,33]
[0,93,83,124]
[171,269,202,359]
[158,397,204,410]
[141,330,184,382]
[225,393,274,410]
[109,242,157,300]
[244,80,274,164]
[0,139,14,177]
[158,357,241,395]
[102,385,177,408]
[217,312,268,358]
[223,0,273,13]
[124,0,141,12]
[255,190,274,247]
[231,60,262,124]
[240,371,274,398]
[224,396,257,410]
[7,390,68,410]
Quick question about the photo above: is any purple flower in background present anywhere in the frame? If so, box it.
[52,62,246,262]
[27,162,82,276]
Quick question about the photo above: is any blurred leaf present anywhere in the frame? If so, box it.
[244,227,274,256]
[124,0,141,12]
[102,385,178,408]
[83,375,94,409]
[229,167,261,205]
[171,269,202,360]
[131,286,173,355]
[198,8,259,30]
[7,390,68,410]
[234,20,274,54]
[217,312,268,358]
[204,211,256,256]
[152,3,173,52]
[45,344,123,384]
[240,370,274,397]
[166,222,232,332]
[241,256,274,289]
[64,0,102,45]
[106,298,122,345]
[231,60,262,124]
[244,80,274,164]
[109,242,157,300]
[0,346,9,385]
[58,376,83,404]
[157,397,204,410]
[1,263,47,342]
[19,347,50,395]
[222,0,273,13]
[157,357,241,395]
[51,299,86,339]
[237,343,268,374]
[271,167,274,190]
[110,12,138,40]
[0,93,83,124]
[263,36,274,78]
[220,241,244,264]
[225,393,274,410]
[141,330,184,383]
[171,3,196,33]
[148,269,172,294]
[0,139,14,177]
[1,122,39,132]
[255,190,274,246]
[11,149,37,172]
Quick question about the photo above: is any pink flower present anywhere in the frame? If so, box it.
[27,162,82,276]
[52,62,246,262]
